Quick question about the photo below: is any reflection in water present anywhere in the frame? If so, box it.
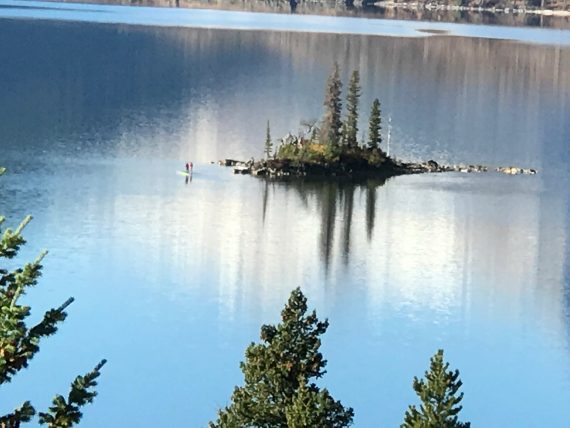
[271,178,389,270]
[366,180,377,242]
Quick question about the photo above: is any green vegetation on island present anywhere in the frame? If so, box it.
[253,63,406,178]
[0,167,105,427]
[219,63,536,178]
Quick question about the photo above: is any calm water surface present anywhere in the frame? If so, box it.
[1,14,570,428]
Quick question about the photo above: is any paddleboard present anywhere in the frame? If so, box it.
[177,170,192,176]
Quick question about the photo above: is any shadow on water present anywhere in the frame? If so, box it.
[262,176,389,273]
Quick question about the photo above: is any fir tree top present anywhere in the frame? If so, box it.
[345,70,361,148]
[321,63,343,147]
[402,349,470,428]
[210,287,353,428]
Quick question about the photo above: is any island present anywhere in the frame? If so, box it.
[219,64,537,180]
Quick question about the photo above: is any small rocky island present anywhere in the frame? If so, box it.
[220,64,536,180]
[220,151,536,179]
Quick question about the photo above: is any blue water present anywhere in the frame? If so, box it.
[0,12,569,428]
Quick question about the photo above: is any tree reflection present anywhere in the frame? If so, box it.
[264,177,388,273]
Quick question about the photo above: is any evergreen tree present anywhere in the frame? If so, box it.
[402,349,470,428]
[0,167,105,427]
[210,288,354,428]
[265,120,273,159]
[340,121,348,146]
[368,98,382,149]
[344,70,361,148]
[321,63,343,147]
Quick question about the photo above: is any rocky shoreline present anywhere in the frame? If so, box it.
[376,1,570,18]
[218,157,537,178]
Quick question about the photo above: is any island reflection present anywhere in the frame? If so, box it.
[262,177,389,271]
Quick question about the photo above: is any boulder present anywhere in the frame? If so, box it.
[234,166,251,174]
[224,159,240,167]
[426,160,439,171]
[252,167,268,176]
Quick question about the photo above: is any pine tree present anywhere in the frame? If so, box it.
[210,288,354,428]
[402,349,470,428]
[344,70,361,148]
[0,167,105,427]
[321,63,343,147]
[367,98,382,149]
[340,121,348,146]
[265,120,273,159]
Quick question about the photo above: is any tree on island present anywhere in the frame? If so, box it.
[344,70,361,148]
[402,349,470,428]
[321,63,343,147]
[0,167,105,427]
[265,120,273,159]
[368,98,382,150]
[209,288,354,428]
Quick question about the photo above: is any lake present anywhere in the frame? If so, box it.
[1,3,569,427]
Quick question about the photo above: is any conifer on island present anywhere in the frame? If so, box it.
[321,63,343,147]
[345,70,361,148]
[0,167,105,427]
[265,120,273,159]
[368,98,382,150]
[210,287,354,427]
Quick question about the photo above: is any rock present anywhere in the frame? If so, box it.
[252,167,268,176]
[426,160,439,171]
[234,166,251,174]
[496,166,533,175]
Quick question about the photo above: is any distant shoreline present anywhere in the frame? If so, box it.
[1,0,569,45]
[33,0,570,28]
[378,0,570,18]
